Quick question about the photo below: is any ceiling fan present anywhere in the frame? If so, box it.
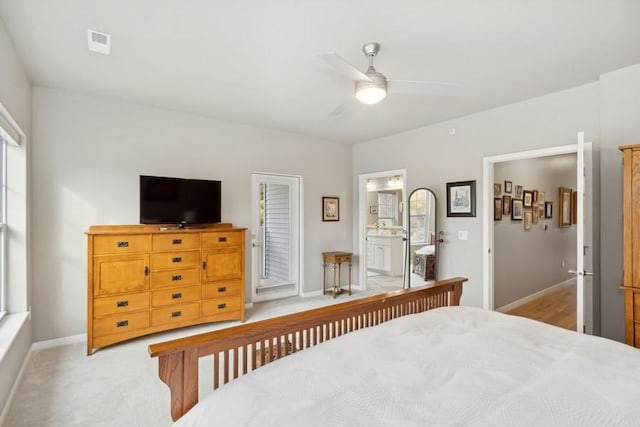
[320,42,457,116]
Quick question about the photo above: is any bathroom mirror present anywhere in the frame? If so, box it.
[406,188,437,287]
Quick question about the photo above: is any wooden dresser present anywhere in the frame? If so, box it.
[86,223,246,354]
[620,144,640,348]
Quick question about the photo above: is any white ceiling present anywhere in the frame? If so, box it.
[1,1,639,144]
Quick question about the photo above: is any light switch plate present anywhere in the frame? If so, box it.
[458,230,468,240]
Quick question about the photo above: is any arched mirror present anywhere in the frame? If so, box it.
[406,188,437,287]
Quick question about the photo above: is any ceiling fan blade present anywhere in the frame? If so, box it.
[328,100,355,117]
[388,79,459,95]
[319,52,372,82]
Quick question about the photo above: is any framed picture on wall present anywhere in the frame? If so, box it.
[511,199,523,220]
[504,180,512,194]
[545,201,553,218]
[524,209,533,230]
[515,185,523,198]
[446,180,476,217]
[494,183,502,197]
[322,196,339,221]
[494,198,502,220]
[502,195,511,215]
[558,187,571,227]
[523,190,534,208]
[369,205,378,214]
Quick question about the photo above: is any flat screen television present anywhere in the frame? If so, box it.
[139,175,221,225]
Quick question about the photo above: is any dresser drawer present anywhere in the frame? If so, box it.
[151,267,200,288]
[151,303,200,327]
[152,233,200,252]
[151,250,200,270]
[94,292,150,317]
[93,234,151,255]
[202,280,242,299]
[201,231,242,248]
[201,297,242,317]
[93,311,150,338]
[151,286,200,307]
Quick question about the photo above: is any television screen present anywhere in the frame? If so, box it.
[140,175,221,225]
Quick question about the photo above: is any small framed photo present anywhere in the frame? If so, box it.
[494,198,503,220]
[504,180,512,194]
[537,191,545,204]
[446,180,476,217]
[532,206,539,224]
[558,187,571,227]
[369,205,378,214]
[322,196,339,222]
[545,201,553,218]
[515,185,523,198]
[502,195,511,215]
[537,203,545,220]
[511,199,523,220]
[533,190,539,203]
[524,209,533,230]
[494,183,502,197]
[523,190,534,208]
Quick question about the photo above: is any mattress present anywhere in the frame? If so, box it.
[174,306,640,426]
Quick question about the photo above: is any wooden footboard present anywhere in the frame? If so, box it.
[149,277,467,421]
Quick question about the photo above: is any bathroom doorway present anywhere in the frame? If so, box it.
[358,169,407,293]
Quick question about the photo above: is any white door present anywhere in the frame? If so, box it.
[574,132,595,334]
[251,173,301,302]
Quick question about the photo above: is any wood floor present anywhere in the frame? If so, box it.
[504,285,576,331]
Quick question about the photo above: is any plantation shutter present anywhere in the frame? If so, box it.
[264,183,290,283]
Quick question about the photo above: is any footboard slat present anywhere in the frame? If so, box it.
[150,277,467,421]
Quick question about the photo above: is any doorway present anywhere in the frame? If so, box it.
[358,169,407,293]
[250,173,302,302]
[482,135,599,334]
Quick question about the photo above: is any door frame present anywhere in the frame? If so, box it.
[482,140,594,333]
[250,172,303,302]
[358,169,407,291]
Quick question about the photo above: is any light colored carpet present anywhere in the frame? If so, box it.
[3,288,383,427]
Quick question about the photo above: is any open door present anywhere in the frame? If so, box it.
[251,173,301,302]
[573,132,595,334]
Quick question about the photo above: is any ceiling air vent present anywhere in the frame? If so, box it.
[87,29,111,55]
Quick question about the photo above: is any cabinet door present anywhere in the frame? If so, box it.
[381,245,391,271]
[93,254,150,296]
[202,247,242,282]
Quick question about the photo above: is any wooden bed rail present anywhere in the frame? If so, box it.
[149,277,467,421]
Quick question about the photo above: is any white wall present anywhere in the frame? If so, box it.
[0,15,31,419]
[31,87,353,342]
[494,155,577,308]
[353,82,600,310]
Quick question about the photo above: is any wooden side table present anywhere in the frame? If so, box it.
[322,252,352,298]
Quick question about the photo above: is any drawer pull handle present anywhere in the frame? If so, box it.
[171,292,182,299]
[171,274,182,281]
[218,303,226,309]
[218,237,227,242]
[171,311,182,318]
[202,261,207,270]
[172,256,182,263]
[218,286,227,293]
[116,320,128,328]
[144,266,149,276]
[116,300,128,308]
[172,239,182,245]
[117,241,129,248]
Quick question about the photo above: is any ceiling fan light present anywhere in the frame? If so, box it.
[356,86,387,104]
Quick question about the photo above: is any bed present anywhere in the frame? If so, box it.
[149,277,640,426]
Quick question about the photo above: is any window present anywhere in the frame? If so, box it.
[0,128,8,319]
[377,192,396,225]
[0,105,23,320]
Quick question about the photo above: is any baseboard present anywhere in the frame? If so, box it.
[31,333,86,351]
[0,346,32,426]
[496,278,576,313]
[244,302,254,310]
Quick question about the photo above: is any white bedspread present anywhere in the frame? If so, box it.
[174,306,640,427]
